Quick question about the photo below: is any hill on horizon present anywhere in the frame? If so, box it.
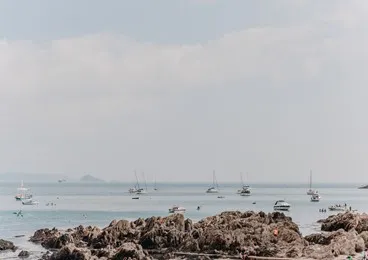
[80,174,104,183]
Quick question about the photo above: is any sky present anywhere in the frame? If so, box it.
[0,0,367,183]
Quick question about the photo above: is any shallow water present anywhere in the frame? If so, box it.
[0,182,367,259]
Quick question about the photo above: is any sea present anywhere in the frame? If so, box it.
[0,182,367,259]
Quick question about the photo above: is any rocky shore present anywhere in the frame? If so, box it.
[2,211,368,259]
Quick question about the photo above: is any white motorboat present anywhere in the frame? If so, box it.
[168,205,186,213]
[328,204,347,211]
[22,199,39,205]
[306,170,318,195]
[206,171,219,193]
[310,194,321,202]
[15,181,32,201]
[273,200,291,211]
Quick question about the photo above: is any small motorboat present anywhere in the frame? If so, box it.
[168,205,186,214]
[132,197,139,200]
[217,196,225,199]
[21,199,39,205]
[310,194,321,202]
[328,204,347,211]
[273,200,291,211]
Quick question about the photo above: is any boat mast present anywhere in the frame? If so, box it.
[309,170,312,190]
[240,172,244,186]
[134,171,140,189]
[213,170,219,189]
[143,172,148,191]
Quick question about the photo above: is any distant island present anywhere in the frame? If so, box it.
[80,174,104,183]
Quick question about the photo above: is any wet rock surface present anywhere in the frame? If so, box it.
[27,211,368,259]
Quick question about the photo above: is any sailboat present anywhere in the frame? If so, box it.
[128,172,140,193]
[15,181,32,201]
[136,172,148,195]
[306,170,318,195]
[237,172,251,196]
[206,171,219,193]
[153,176,158,191]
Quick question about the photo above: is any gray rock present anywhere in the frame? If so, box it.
[18,250,30,258]
[0,239,16,251]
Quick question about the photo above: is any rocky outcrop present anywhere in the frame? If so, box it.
[31,211,306,259]
[320,211,368,233]
[30,211,368,260]
[304,229,365,259]
[0,239,16,251]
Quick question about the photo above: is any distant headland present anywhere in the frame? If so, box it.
[79,174,104,183]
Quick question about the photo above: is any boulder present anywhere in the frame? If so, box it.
[0,239,16,251]
[18,250,30,258]
[304,229,364,258]
[49,245,94,260]
[30,228,60,245]
[112,242,148,260]
[321,212,368,233]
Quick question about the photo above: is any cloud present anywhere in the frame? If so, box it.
[0,1,367,181]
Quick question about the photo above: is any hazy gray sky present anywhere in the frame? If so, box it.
[0,0,367,183]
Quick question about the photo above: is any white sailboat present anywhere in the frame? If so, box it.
[206,171,219,193]
[136,172,148,195]
[15,181,32,201]
[306,170,318,195]
[237,172,251,196]
[153,176,158,191]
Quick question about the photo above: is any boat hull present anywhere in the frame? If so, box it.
[206,189,219,193]
[274,206,290,211]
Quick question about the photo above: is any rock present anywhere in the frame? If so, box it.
[304,229,365,259]
[30,228,60,246]
[0,239,16,251]
[49,245,94,260]
[360,231,368,247]
[320,212,368,233]
[18,250,30,258]
[112,242,148,260]
[28,211,311,259]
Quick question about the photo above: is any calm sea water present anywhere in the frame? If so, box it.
[0,182,367,259]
